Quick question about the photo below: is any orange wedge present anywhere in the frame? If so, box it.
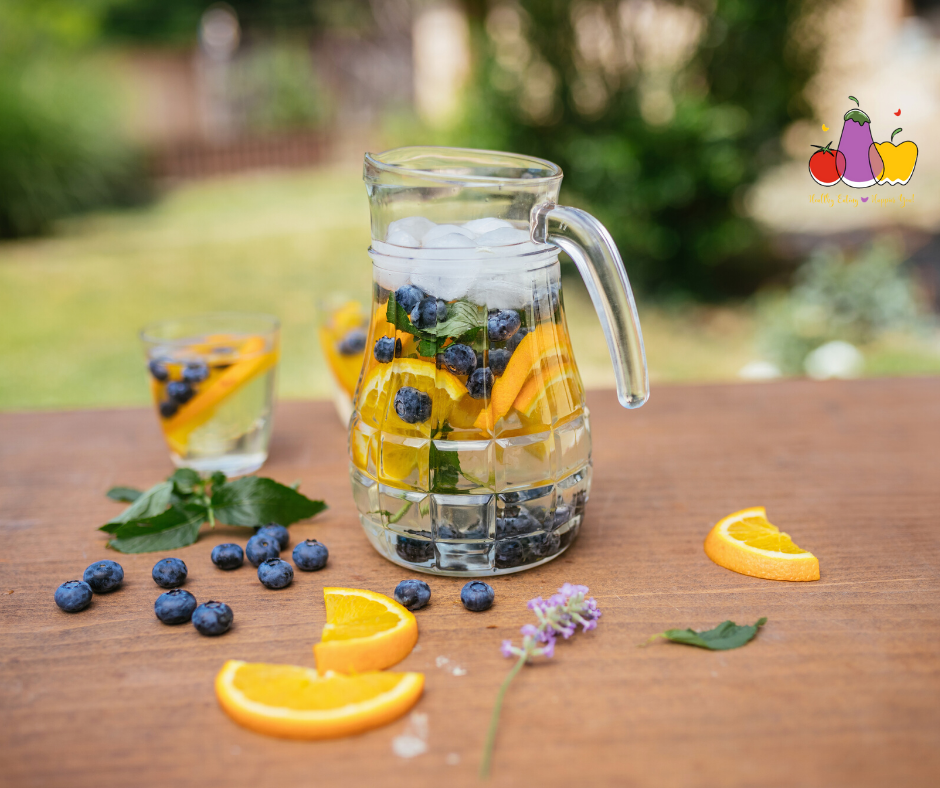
[215,660,424,740]
[161,336,278,454]
[473,324,571,432]
[319,302,367,398]
[704,506,820,581]
[314,587,418,674]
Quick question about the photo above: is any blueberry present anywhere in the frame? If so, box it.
[395,285,425,313]
[488,310,521,342]
[258,558,294,589]
[495,540,525,569]
[245,533,280,567]
[148,359,169,382]
[256,523,290,550]
[396,536,434,563]
[496,508,540,538]
[159,400,178,418]
[552,504,572,529]
[54,580,93,612]
[211,543,244,570]
[467,367,494,400]
[374,336,401,364]
[83,559,124,593]
[460,581,495,612]
[182,362,209,383]
[488,349,511,377]
[394,386,432,423]
[152,557,187,588]
[411,297,447,329]
[192,601,233,636]
[338,329,367,356]
[293,539,329,571]
[441,344,476,376]
[506,326,529,354]
[528,530,562,559]
[166,381,195,404]
[154,588,197,624]
[394,579,431,611]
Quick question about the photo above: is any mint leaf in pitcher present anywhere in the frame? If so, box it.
[642,618,767,650]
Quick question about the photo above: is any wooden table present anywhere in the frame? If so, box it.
[2,379,939,788]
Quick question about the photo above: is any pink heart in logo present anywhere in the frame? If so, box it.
[861,197,869,202]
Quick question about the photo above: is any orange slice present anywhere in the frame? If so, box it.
[474,324,571,432]
[319,302,367,398]
[161,336,278,454]
[314,587,418,674]
[513,357,578,423]
[215,660,423,740]
[704,506,820,581]
[356,357,465,426]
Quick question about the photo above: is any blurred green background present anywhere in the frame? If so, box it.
[1,0,938,411]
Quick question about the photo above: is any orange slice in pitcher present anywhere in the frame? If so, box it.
[473,324,571,432]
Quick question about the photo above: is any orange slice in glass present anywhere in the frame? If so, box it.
[704,506,820,581]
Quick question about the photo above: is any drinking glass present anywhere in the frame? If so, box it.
[140,313,280,476]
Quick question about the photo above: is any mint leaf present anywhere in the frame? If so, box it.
[107,503,207,554]
[168,468,201,495]
[106,487,142,503]
[211,476,326,526]
[424,300,485,340]
[386,291,430,338]
[101,481,174,532]
[643,618,767,650]
[209,471,227,490]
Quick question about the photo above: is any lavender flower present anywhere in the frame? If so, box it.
[481,583,600,778]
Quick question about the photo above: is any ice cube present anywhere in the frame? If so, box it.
[475,227,531,247]
[422,224,477,246]
[423,232,476,249]
[467,275,532,310]
[411,259,481,301]
[388,217,437,242]
[375,268,411,292]
[385,229,421,248]
[462,218,513,235]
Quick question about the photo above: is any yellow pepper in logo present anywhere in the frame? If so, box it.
[872,128,918,185]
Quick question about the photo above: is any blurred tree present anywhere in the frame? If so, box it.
[452,0,827,298]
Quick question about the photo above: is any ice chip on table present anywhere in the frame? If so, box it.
[411,258,481,301]
[421,224,476,246]
[462,218,513,236]
[474,227,531,247]
[385,229,421,248]
[387,216,437,243]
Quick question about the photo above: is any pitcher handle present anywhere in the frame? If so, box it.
[532,202,649,408]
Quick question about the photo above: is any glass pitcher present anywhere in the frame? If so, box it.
[349,146,648,576]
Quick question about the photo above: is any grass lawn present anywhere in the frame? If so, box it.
[0,164,936,412]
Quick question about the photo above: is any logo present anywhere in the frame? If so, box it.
[809,96,918,188]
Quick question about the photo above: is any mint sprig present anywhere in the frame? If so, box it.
[100,470,326,553]
[385,292,485,357]
[641,617,767,650]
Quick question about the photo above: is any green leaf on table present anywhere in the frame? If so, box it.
[106,487,142,503]
[209,471,228,490]
[107,503,207,554]
[211,476,326,527]
[168,468,201,495]
[643,618,768,650]
[100,481,174,532]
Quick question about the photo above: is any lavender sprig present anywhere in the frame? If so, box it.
[481,583,600,779]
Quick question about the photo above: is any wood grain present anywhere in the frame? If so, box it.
[1,379,939,788]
